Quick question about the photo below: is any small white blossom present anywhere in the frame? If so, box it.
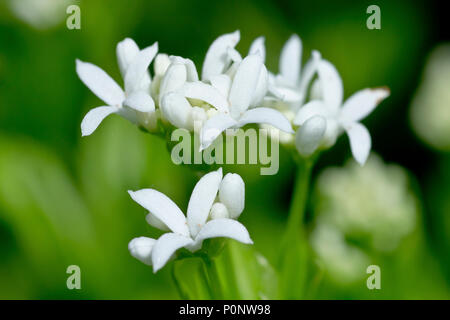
[199,53,293,150]
[157,31,293,148]
[128,168,252,272]
[294,59,390,164]
[77,38,158,136]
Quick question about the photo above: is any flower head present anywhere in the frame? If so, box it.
[128,168,252,272]
[77,38,158,136]
[294,59,390,164]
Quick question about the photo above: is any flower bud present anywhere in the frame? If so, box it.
[295,115,326,156]
[210,202,229,220]
[154,53,171,77]
[128,237,156,266]
[219,173,245,219]
[160,92,193,130]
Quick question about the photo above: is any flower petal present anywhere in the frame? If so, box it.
[154,53,171,76]
[81,106,119,137]
[317,59,343,111]
[210,74,232,98]
[160,92,193,129]
[152,233,193,272]
[298,50,321,94]
[187,168,223,237]
[128,237,156,266]
[124,42,158,93]
[250,64,269,107]
[293,100,328,126]
[295,115,327,156]
[190,218,253,251]
[116,38,140,78]
[279,34,302,85]
[200,113,237,151]
[340,87,390,122]
[123,91,155,113]
[146,213,170,232]
[229,54,263,117]
[238,108,294,133]
[76,59,125,106]
[219,173,245,219]
[180,81,229,113]
[202,30,240,81]
[128,189,189,236]
[249,36,266,62]
[169,56,199,82]
[345,122,371,165]
[159,63,187,105]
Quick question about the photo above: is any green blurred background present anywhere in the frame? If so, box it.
[0,0,449,299]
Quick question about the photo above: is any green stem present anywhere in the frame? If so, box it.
[171,263,189,299]
[278,157,315,299]
[202,255,223,299]
[285,159,313,240]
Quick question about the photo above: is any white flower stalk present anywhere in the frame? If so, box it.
[267,34,321,113]
[77,38,158,136]
[198,53,294,150]
[294,59,390,164]
[128,168,252,272]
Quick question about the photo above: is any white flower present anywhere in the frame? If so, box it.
[128,168,252,272]
[294,59,390,164]
[77,38,158,136]
[266,34,321,112]
[198,53,294,150]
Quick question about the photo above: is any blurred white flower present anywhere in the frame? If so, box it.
[313,154,417,254]
[77,39,158,136]
[311,223,370,284]
[128,168,252,272]
[410,44,450,151]
[294,60,390,164]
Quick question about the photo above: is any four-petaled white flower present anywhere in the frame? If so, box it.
[293,59,390,165]
[77,38,158,136]
[128,168,252,272]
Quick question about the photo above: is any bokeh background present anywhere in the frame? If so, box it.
[0,0,449,299]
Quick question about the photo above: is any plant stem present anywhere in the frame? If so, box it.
[171,263,189,299]
[278,157,314,299]
[286,158,313,239]
[202,255,223,299]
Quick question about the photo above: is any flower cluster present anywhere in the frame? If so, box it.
[127,168,252,272]
[76,31,389,164]
[76,31,391,273]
